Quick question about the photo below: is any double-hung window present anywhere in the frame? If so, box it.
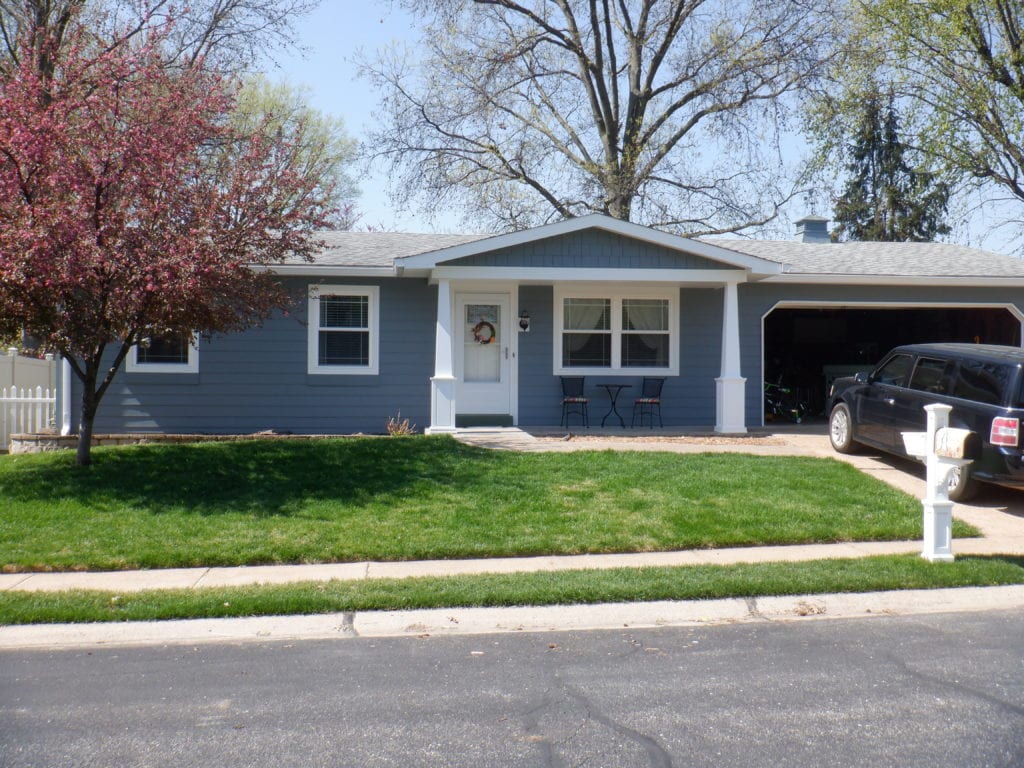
[554,287,677,375]
[308,284,379,375]
[126,332,198,373]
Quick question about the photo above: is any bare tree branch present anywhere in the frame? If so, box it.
[369,0,843,234]
[0,0,320,74]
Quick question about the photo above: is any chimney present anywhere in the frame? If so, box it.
[794,216,831,243]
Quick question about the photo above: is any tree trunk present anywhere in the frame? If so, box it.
[76,385,97,466]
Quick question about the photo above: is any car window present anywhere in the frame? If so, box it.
[873,354,914,386]
[951,360,1012,406]
[1015,368,1024,407]
[908,357,954,395]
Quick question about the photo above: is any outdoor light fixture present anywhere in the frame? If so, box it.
[518,310,531,332]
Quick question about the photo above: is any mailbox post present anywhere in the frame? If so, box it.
[901,403,976,563]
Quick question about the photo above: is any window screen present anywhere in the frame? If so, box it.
[137,333,189,365]
[319,294,370,367]
[621,298,669,368]
[562,298,611,367]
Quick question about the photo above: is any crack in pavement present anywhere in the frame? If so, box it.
[560,683,674,768]
[519,691,566,768]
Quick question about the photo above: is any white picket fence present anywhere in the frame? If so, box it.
[0,386,56,452]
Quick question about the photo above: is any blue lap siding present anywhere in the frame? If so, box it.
[60,224,1024,436]
[74,277,439,435]
[448,229,736,270]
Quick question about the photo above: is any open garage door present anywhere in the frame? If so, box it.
[763,305,1022,422]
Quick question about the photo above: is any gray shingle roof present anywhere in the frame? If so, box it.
[291,229,1024,279]
[292,231,489,267]
[708,239,1024,278]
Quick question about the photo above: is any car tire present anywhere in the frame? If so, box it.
[829,403,859,454]
[946,465,978,503]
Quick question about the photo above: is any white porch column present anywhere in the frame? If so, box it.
[60,357,73,435]
[427,278,457,433]
[715,280,747,433]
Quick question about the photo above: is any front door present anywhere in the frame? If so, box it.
[455,293,512,421]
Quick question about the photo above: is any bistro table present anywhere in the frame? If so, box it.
[597,383,632,427]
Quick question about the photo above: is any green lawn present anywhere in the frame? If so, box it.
[2,555,1020,625]
[0,436,967,572]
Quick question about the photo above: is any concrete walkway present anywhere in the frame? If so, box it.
[3,426,1024,649]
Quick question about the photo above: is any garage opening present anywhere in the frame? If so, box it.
[763,306,1022,421]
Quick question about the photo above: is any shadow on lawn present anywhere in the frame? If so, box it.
[0,436,506,516]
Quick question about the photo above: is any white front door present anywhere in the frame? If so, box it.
[455,293,512,417]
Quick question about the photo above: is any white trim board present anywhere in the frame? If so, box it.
[552,283,680,377]
[306,284,381,376]
[429,266,745,284]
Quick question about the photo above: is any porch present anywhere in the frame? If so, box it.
[424,278,750,435]
[391,216,783,437]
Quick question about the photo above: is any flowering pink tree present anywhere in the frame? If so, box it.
[0,21,333,464]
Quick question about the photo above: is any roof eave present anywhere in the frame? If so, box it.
[254,264,397,277]
[765,273,1024,286]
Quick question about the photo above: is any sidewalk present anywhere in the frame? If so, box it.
[3,534,1024,595]
[3,428,1024,649]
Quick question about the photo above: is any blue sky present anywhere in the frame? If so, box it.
[259,2,459,232]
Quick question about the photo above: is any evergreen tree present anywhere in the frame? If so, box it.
[832,92,950,242]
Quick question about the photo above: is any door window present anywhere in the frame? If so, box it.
[464,304,501,382]
[873,354,913,386]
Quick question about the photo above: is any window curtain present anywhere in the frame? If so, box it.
[564,299,610,365]
[622,299,669,368]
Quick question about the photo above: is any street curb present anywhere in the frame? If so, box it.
[3,585,1023,650]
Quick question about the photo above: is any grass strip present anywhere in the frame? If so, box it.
[0,437,964,570]
[2,554,1021,625]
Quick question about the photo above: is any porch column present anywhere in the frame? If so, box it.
[60,356,73,435]
[715,280,747,433]
[427,278,457,433]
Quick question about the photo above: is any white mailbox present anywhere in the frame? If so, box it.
[901,404,973,563]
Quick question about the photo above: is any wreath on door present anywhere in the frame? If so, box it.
[472,320,496,344]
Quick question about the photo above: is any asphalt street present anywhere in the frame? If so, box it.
[2,608,1022,767]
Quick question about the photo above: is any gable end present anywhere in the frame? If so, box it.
[444,229,741,271]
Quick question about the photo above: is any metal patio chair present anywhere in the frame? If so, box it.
[631,377,665,428]
[560,376,589,428]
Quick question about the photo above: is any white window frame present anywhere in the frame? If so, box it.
[126,334,199,374]
[553,285,679,376]
[307,284,380,375]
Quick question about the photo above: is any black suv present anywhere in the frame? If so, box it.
[827,343,1024,501]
